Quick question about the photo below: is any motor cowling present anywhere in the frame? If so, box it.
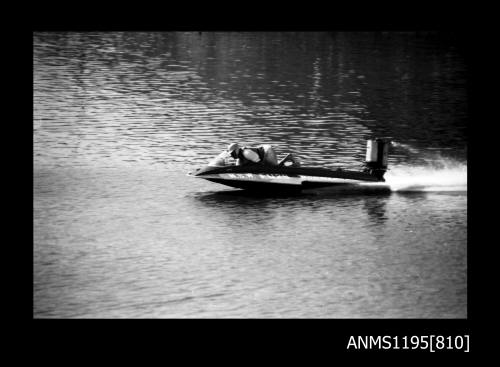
[365,139,390,180]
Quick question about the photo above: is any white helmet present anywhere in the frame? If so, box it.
[227,143,240,153]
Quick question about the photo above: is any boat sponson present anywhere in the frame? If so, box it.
[194,164,383,182]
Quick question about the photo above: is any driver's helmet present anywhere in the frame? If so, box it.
[227,143,240,158]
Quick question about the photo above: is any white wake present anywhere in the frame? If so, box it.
[385,159,467,192]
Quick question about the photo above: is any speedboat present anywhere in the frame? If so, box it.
[189,139,391,193]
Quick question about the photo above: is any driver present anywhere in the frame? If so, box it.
[227,143,278,166]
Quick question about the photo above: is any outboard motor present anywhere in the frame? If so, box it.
[364,138,390,180]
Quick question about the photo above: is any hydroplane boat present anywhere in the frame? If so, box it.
[188,139,391,193]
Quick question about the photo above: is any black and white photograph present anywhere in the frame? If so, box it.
[33,31,468,322]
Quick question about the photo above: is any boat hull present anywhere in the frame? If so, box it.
[190,165,388,193]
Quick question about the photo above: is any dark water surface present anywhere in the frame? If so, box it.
[33,32,467,318]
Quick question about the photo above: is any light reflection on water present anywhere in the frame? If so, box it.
[33,32,467,318]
